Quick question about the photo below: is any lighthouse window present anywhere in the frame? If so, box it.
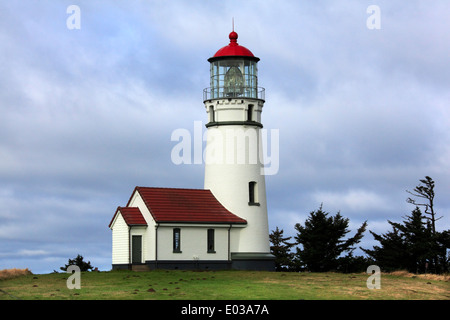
[173,228,181,253]
[209,105,215,123]
[248,181,259,206]
[247,104,253,121]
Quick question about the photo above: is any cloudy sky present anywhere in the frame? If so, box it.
[1,0,449,274]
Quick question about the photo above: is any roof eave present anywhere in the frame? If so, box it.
[156,220,247,226]
[208,55,260,63]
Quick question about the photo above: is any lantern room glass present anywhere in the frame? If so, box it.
[210,58,258,99]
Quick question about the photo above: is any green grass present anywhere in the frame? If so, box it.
[0,270,449,300]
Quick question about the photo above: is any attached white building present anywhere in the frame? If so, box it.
[109,187,252,270]
[109,30,275,271]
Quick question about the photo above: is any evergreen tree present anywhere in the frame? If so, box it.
[362,207,449,273]
[361,226,409,272]
[390,207,433,273]
[406,176,440,235]
[434,230,450,273]
[269,227,295,271]
[294,205,367,272]
[405,176,448,273]
[336,253,375,273]
[60,254,95,272]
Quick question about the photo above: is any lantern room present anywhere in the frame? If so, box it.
[204,31,264,101]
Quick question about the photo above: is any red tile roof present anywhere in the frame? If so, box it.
[130,187,247,225]
[109,206,147,228]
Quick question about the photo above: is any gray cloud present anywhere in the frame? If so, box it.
[0,0,449,273]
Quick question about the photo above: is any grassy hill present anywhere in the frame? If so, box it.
[0,269,449,300]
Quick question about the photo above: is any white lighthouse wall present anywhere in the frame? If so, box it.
[204,99,270,254]
[206,98,263,123]
[205,160,270,253]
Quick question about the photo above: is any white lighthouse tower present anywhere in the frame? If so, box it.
[203,30,274,270]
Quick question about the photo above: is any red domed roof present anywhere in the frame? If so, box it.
[210,31,259,61]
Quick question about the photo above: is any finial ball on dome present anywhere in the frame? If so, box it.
[229,31,238,42]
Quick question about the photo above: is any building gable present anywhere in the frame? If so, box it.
[109,206,147,229]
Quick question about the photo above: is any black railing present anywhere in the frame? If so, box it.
[203,86,265,101]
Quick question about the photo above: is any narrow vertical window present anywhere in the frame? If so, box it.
[209,105,215,123]
[247,104,253,121]
[173,228,181,253]
[248,181,259,206]
[207,229,215,253]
